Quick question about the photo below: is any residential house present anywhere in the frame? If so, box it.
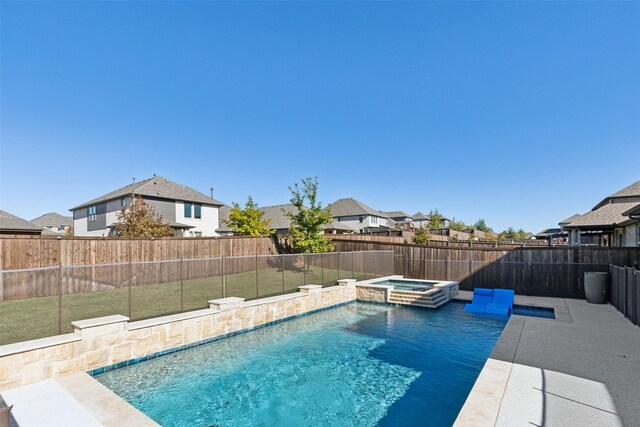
[622,204,640,247]
[561,180,640,246]
[0,210,43,235]
[411,212,451,230]
[533,228,568,245]
[31,212,73,235]
[215,205,234,236]
[216,203,352,236]
[70,176,223,237]
[328,198,390,233]
[382,211,413,230]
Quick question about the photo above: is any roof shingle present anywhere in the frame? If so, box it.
[71,176,223,210]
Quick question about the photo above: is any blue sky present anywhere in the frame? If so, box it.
[1,1,639,232]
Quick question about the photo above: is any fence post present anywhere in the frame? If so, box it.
[321,253,325,286]
[352,251,355,279]
[303,253,307,286]
[180,257,184,313]
[128,258,132,319]
[281,254,285,294]
[446,250,450,281]
[255,253,259,298]
[57,239,62,336]
[338,251,341,280]
[222,255,226,298]
[363,252,367,280]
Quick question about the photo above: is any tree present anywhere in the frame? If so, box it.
[449,218,466,231]
[225,196,274,236]
[428,209,444,230]
[65,226,74,237]
[474,219,492,233]
[113,196,173,237]
[286,177,334,253]
[412,227,431,245]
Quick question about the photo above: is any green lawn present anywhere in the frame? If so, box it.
[0,266,375,345]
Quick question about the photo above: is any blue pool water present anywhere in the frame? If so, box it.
[371,279,437,292]
[96,303,507,426]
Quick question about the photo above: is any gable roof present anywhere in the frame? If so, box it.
[329,198,387,218]
[562,202,639,228]
[412,212,429,220]
[622,203,640,217]
[31,212,73,227]
[0,210,43,233]
[261,204,297,230]
[71,176,223,210]
[593,180,640,209]
[381,211,411,219]
[559,213,582,226]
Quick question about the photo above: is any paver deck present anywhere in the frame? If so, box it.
[455,291,640,426]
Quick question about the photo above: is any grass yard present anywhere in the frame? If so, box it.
[0,266,374,345]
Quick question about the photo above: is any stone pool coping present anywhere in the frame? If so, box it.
[454,292,640,426]
[1,372,158,427]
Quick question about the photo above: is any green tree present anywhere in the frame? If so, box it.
[412,227,431,245]
[449,218,466,231]
[225,196,274,236]
[113,196,173,237]
[286,177,334,253]
[474,219,492,233]
[428,209,444,230]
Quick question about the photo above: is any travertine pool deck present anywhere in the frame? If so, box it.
[1,372,158,427]
[454,291,640,426]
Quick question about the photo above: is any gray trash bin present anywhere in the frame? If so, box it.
[584,272,609,304]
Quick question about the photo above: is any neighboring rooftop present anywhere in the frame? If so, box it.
[593,179,640,210]
[562,202,639,228]
[329,198,388,218]
[381,211,412,219]
[412,212,429,220]
[0,210,43,234]
[559,213,582,226]
[71,176,223,211]
[31,212,73,227]
[216,205,233,233]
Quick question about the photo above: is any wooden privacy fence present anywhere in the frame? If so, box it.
[610,265,640,327]
[0,236,278,269]
[332,239,640,299]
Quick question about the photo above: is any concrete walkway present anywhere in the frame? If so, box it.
[455,292,640,426]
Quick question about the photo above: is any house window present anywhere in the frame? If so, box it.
[194,203,202,219]
[88,205,97,221]
[121,197,131,208]
[359,216,363,223]
[184,203,192,218]
[372,216,378,224]
[192,231,202,237]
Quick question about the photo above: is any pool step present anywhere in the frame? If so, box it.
[388,289,447,308]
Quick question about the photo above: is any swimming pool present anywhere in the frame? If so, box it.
[96,302,506,426]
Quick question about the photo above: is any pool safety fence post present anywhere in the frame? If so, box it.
[338,251,341,280]
[281,255,285,294]
[222,255,226,298]
[321,253,324,286]
[128,259,132,319]
[180,257,184,313]
[363,252,367,280]
[303,253,307,286]
[352,251,355,279]
[57,243,62,336]
[255,253,259,298]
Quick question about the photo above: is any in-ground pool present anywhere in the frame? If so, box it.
[96,303,507,426]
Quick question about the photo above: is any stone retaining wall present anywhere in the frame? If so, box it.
[356,285,389,303]
[0,281,357,390]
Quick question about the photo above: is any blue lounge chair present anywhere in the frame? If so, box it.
[464,288,494,314]
[485,289,515,317]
